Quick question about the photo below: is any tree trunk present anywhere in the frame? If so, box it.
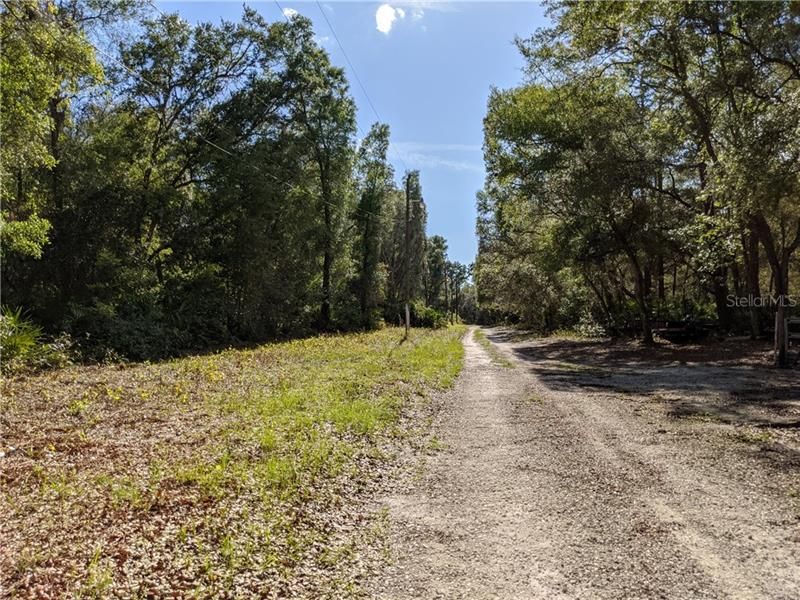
[657,256,665,302]
[583,271,613,326]
[444,267,451,323]
[752,213,798,367]
[774,260,790,368]
[742,223,762,339]
[672,263,678,298]
[712,267,732,332]
[359,216,371,326]
[775,304,787,367]
[731,262,743,298]
[630,256,653,344]
[611,216,653,344]
[402,174,411,326]
[321,190,332,330]
[48,97,65,211]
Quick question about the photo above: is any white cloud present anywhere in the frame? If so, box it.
[282,7,298,19]
[391,142,483,173]
[394,142,482,153]
[374,2,455,35]
[375,4,405,34]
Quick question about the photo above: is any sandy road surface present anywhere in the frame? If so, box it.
[369,327,800,599]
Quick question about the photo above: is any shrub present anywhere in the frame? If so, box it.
[66,300,169,362]
[0,307,72,374]
[411,302,448,329]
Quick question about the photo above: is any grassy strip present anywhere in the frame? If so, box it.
[472,328,514,368]
[1,325,466,598]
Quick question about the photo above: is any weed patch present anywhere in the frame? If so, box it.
[473,329,514,368]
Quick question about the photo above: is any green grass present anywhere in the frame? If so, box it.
[4,325,466,596]
[80,548,113,599]
[176,326,466,502]
[527,393,544,404]
[472,328,514,368]
[426,435,446,452]
[549,328,603,340]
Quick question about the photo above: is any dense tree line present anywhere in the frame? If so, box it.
[1,0,467,361]
[476,0,800,365]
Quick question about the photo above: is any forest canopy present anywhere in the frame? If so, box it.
[0,0,468,363]
[476,0,800,365]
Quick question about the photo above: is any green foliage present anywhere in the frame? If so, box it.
[386,171,428,312]
[0,5,472,361]
[410,302,448,329]
[0,0,102,172]
[0,213,51,259]
[0,307,71,374]
[0,307,42,367]
[353,123,394,327]
[424,235,448,310]
[477,0,800,348]
[551,316,607,340]
[0,0,105,264]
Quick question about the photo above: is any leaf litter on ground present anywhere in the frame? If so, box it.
[0,326,466,598]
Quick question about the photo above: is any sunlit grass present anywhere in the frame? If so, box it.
[3,325,467,596]
[175,326,467,501]
[472,328,514,368]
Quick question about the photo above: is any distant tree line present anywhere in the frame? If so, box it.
[476,0,800,365]
[1,0,468,362]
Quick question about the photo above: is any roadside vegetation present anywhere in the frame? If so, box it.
[1,1,470,367]
[472,329,514,368]
[0,306,72,375]
[476,1,799,366]
[1,326,465,598]
[0,2,474,596]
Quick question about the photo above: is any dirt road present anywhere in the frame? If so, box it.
[369,327,800,599]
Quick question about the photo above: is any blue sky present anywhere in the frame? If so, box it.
[159,1,548,265]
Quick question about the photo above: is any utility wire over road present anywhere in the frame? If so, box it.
[274,0,412,175]
[34,0,383,223]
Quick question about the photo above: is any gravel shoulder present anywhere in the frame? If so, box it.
[369,327,800,599]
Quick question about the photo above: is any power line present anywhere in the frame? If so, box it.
[14,0,385,221]
[62,0,388,221]
[314,2,382,126]
[274,0,411,176]
[272,0,381,176]
[311,0,412,175]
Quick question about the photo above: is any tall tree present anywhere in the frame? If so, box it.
[445,260,468,321]
[276,15,356,329]
[1,4,449,361]
[424,235,448,310]
[399,171,427,333]
[353,123,393,327]
[478,0,799,363]
[0,0,102,259]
